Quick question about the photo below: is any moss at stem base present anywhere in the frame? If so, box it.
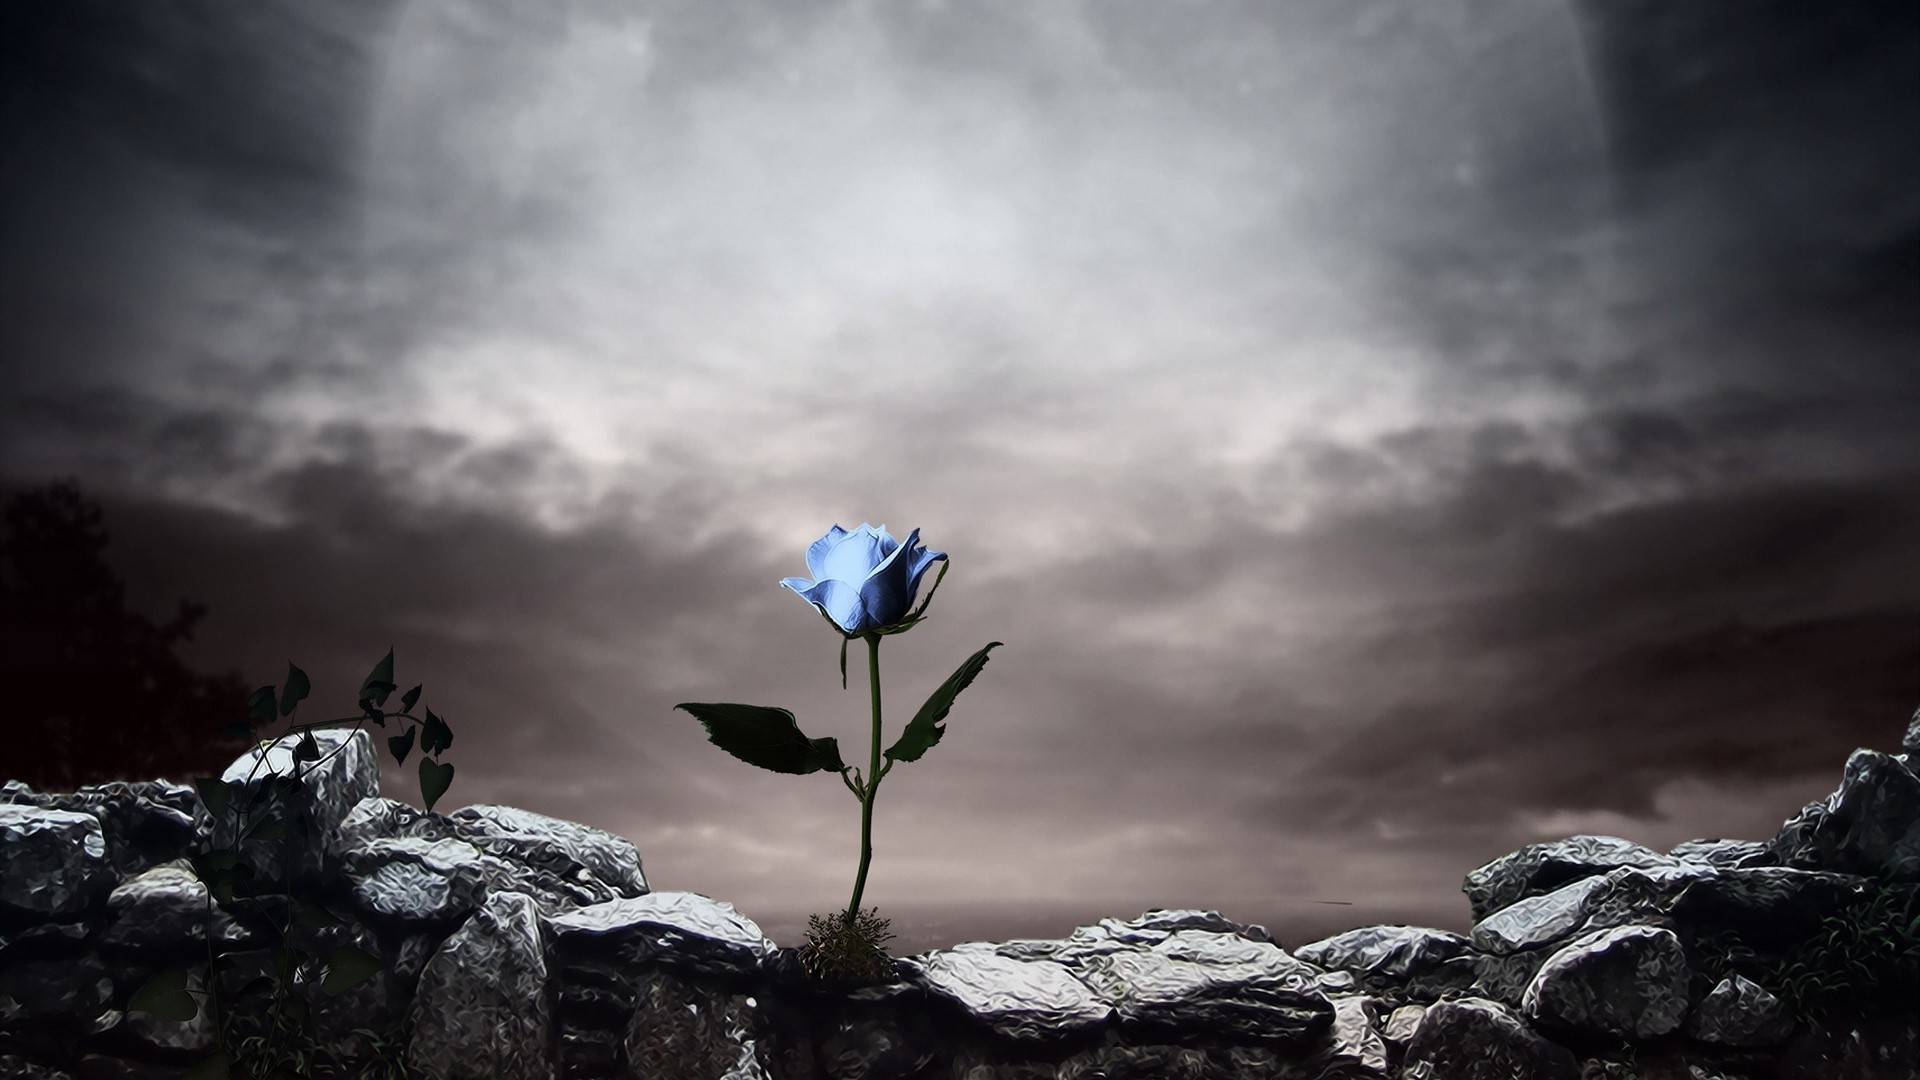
[797,907,898,984]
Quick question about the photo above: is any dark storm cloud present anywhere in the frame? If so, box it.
[1,0,387,208]
[1568,0,1920,355]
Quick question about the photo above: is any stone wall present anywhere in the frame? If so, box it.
[2,716,1918,1079]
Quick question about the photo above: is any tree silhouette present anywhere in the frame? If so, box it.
[0,477,255,791]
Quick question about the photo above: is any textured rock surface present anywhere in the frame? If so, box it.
[1,720,1917,1078]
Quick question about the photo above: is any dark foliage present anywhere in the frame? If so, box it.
[0,477,253,790]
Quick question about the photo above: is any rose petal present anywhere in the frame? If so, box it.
[804,524,851,582]
[784,577,867,634]
[820,524,894,588]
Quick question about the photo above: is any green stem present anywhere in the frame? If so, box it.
[845,632,882,924]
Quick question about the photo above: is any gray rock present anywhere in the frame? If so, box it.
[407,889,554,1080]
[1469,875,1608,955]
[339,835,491,925]
[1669,837,1774,869]
[0,951,116,1030]
[98,862,256,960]
[1685,972,1797,1047]
[1521,924,1691,1040]
[1462,834,1680,922]
[1400,995,1581,1080]
[5,715,1920,1078]
[333,795,648,919]
[1080,929,1331,1044]
[215,728,378,889]
[915,950,1109,1042]
[1292,924,1477,1004]
[1770,748,1920,880]
[0,781,206,879]
[447,803,649,897]
[0,805,115,919]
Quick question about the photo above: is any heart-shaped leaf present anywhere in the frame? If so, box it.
[388,725,416,766]
[358,649,396,709]
[246,685,277,726]
[676,703,845,775]
[129,965,200,1022]
[321,944,385,996]
[419,758,455,812]
[279,662,309,718]
[421,707,453,755]
[293,730,321,762]
[194,777,231,820]
[401,682,423,713]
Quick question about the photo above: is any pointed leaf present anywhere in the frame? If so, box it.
[194,777,231,820]
[885,641,1002,764]
[129,965,200,1022]
[401,683,423,713]
[360,699,387,727]
[293,730,321,762]
[388,725,416,766]
[279,663,310,718]
[675,703,846,775]
[419,758,454,812]
[421,707,453,755]
[321,944,385,996]
[358,648,396,708]
[246,685,277,725]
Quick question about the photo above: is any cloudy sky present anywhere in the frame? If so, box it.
[3,0,1917,954]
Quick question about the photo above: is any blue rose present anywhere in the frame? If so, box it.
[781,523,947,636]
[683,522,1001,981]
